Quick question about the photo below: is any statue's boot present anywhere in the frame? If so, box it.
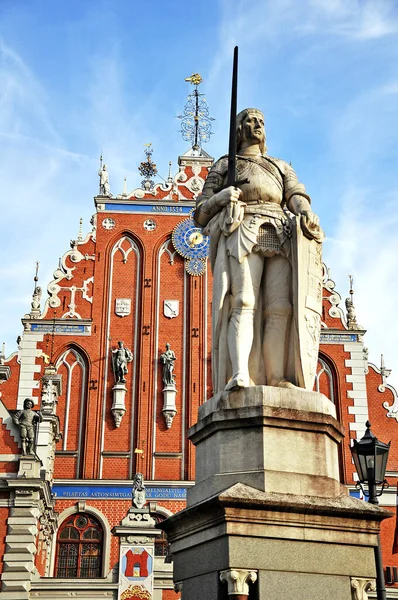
[225,308,254,391]
[263,312,296,388]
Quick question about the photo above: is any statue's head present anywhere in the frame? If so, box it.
[236,108,266,154]
[23,398,34,410]
[133,472,143,486]
[166,343,170,350]
[118,341,124,348]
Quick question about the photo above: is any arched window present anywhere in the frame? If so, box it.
[314,356,335,404]
[55,513,103,578]
[56,347,88,478]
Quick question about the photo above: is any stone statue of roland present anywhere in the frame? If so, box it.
[195,109,324,393]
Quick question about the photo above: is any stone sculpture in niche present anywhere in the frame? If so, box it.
[13,398,42,456]
[194,108,324,393]
[112,341,133,385]
[160,343,176,385]
[160,343,177,429]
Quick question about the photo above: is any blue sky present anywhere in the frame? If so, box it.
[1,0,398,387]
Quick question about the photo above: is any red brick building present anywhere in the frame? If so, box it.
[0,142,397,598]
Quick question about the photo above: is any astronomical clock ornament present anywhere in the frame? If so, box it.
[172,217,209,276]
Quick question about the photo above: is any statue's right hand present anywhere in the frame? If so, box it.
[214,186,242,207]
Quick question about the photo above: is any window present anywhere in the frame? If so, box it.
[314,356,335,404]
[153,515,168,557]
[55,513,103,578]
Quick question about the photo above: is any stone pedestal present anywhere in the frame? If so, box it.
[111,383,127,427]
[188,386,345,506]
[0,472,56,599]
[162,384,177,429]
[113,503,161,600]
[161,386,391,600]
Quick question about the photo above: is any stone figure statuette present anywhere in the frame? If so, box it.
[98,161,111,196]
[160,343,176,386]
[111,341,133,385]
[131,472,146,509]
[194,108,324,393]
[13,398,42,456]
[31,286,42,311]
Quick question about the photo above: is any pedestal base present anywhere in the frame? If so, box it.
[188,386,345,505]
[161,386,391,599]
[111,383,127,428]
[162,483,390,600]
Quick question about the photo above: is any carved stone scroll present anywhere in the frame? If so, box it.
[351,577,376,600]
[220,569,257,597]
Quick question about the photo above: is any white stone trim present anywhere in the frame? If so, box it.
[99,236,141,478]
[17,332,44,409]
[0,454,18,461]
[50,505,112,579]
[367,362,398,421]
[153,505,173,518]
[0,399,20,447]
[152,241,187,480]
[55,349,87,461]
[344,339,369,442]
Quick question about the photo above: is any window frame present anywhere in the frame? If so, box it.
[54,513,103,579]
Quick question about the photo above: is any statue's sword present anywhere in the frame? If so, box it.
[215,46,249,224]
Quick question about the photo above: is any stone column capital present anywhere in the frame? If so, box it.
[220,569,257,596]
[351,577,376,600]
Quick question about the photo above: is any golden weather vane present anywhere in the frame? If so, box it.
[177,73,214,149]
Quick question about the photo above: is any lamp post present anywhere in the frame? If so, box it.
[350,421,390,600]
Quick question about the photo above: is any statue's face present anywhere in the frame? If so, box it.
[242,111,265,146]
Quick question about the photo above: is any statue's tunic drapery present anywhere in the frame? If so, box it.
[197,155,317,393]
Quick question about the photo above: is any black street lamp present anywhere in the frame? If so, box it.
[350,421,390,600]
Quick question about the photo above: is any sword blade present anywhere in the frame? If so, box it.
[227,46,238,187]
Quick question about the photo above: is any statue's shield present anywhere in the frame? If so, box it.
[290,217,323,390]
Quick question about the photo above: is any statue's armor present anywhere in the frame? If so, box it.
[198,155,309,261]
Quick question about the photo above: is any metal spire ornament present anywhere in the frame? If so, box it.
[138,143,158,190]
[177,73,214,150]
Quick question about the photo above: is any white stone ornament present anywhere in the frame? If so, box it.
[220,568,257,595]
[115,298,131,317]
[163,300,179,319]
[350,577,376,600]
[102,217,115,230]
[144,219,157,231]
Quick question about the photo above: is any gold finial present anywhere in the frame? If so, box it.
[144,142,152,148]
[185,73,203,86]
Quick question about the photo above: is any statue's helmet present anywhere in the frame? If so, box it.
[236,108,266,154]
[23,398,34,409]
